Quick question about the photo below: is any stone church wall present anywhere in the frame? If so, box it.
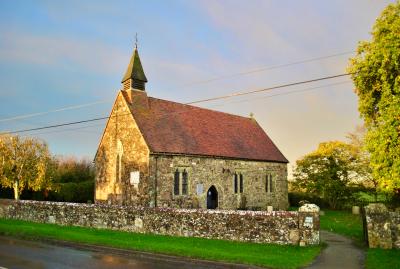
[95,92,151,206]
[149,155,289,210]
[0,199,320,246]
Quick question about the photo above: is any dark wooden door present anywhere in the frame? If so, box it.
[207,186,218,209]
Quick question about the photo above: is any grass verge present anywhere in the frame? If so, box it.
[0,218,321,269]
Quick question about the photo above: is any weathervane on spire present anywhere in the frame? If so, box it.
[135,33,138,49]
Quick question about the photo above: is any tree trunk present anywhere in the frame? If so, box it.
[13,181,20,200]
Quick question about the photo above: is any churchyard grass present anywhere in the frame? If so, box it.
[366,248,400,269]
[319,210,363,242]
[0,218,321,269]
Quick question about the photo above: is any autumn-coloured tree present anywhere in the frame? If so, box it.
[0,134,54,200]
[348,2,400,195]
[293,141,360,209]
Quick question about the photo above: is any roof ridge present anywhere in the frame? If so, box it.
[147,96,254,122]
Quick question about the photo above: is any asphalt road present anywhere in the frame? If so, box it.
[0,236,255,269]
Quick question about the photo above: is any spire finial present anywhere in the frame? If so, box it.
[135,33,138,49]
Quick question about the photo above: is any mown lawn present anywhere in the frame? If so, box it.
[319,209,400,269]
[0,218,321,269]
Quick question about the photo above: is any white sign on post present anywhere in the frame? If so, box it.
[304,216,314,228]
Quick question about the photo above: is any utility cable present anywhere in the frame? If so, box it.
[3,72,352,135]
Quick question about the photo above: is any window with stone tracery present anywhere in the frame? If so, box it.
[173,168,189,196]
[266,174,274,193]
[174,169,180,195]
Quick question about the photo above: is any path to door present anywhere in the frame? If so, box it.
[306,230,365,269]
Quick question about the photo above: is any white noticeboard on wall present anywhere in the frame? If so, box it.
[196,184,203,195]
[130,171,140,187]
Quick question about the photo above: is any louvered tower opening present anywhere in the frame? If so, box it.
[123,80,131,91]
[132,80,145,91]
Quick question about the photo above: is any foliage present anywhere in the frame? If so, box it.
[53,156,94,183]
[48,180,94,203]
[0,156,95,203]
[47,156,95,203]
[288,192,329,208]
[0,218,322,269]
[348,1,400,195]
[0,134,54,200]
[293,141,361,209]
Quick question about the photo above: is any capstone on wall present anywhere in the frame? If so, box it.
[0,200,320,246]
[149,155,289,210]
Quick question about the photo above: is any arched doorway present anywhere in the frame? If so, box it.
[207,185,218,209]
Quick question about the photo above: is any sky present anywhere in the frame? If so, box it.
[0,0,395,176]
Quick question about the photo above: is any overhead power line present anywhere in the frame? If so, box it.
[186,73,351,105]
[0,100,110,123]
[181,50,355,87]
[207,80,353,108]
[21,81,352,137]
[0,50,354,123]
[7,117,109,134]
[3,72,352,135]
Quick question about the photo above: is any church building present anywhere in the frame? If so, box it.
[94,46,289,210]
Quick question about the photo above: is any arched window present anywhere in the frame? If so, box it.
[182,169,188,195]
[266,174,274,193]
[174,169,180,195]
[116,140,123,182]
[233,173,238,194]
[270,174,274,193]
[239,173,244,193]
[115,154,120,182]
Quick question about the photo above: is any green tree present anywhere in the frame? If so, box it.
[293,141,359,209]
[0,134,53,200]
[348,1,400,195]
[48,156,95,203]
[347,126,381,201]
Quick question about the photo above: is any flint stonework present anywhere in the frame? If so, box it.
[364,203,400,249]
[0,199,319,246]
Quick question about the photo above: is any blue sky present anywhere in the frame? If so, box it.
[0,0,394,173]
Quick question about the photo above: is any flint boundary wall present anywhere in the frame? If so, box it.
[364,203,400,249]
[0,199,320,246]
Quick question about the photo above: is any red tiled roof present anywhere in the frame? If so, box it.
[125,94,288,163]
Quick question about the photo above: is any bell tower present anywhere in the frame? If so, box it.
[121,42,147,91]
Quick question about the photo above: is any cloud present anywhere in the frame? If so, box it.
[0,30,126,75]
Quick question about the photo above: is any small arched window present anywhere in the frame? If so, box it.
[239,173,244,193]
[233,173,238,194]
[266,174,274,193]
[182,169,188,195]
[270,174,274,193]
[116,154,120,182]
[116,140,123,182]
[174,169,180,195]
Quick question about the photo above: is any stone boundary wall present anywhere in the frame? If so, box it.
[0,199,320,246]
[364,203,400,249]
